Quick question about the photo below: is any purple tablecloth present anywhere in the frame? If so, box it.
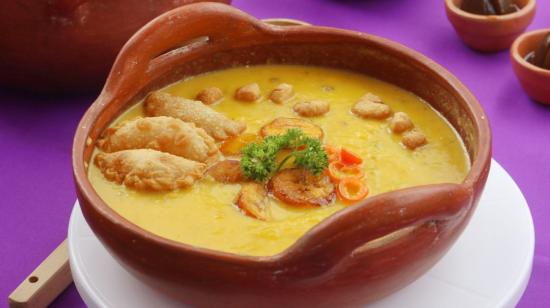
[1,0,548,306]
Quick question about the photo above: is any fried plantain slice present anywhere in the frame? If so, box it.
[259,117,324,139]
[268,168,335,207]
[207,160,245,183]
[235,183,271,220]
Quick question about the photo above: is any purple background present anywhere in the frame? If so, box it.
[1,0,548,306]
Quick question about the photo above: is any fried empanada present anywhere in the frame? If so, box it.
[97,116,218,163]
[94,149,206,191]
[144,92,246,140]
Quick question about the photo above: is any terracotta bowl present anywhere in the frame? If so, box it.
[0,0,230,93]
[511,29,550,105]
[445,0,536,52]
[72,3,492,307]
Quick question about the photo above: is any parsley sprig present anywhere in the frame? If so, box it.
[240,129,328,182]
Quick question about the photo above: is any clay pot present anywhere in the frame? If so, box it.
[0,0,230,93]
[511,29,550,104]
[445,0,536,52]
[72,3,491,307]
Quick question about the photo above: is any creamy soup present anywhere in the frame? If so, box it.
[88,65,469,256]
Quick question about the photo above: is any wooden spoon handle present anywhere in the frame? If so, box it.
[262,18,311,26]
[8,239,72,308]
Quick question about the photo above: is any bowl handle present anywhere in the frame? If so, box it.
[99,2,272,103]
[279,183,473,278]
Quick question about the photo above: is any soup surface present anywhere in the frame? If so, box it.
[88,65,469,256]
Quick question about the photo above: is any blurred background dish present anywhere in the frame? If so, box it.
[511,29,550,104]
[0,0,231,94]
[524,32,550,69]
[445,0,536,52]
[460,0,520,15]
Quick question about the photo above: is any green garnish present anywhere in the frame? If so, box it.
[241,129,328,182]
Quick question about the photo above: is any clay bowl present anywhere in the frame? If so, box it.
[73,3,491,307]
[0,0,230,93]
[445,0,536,52]
[511,29,550,104]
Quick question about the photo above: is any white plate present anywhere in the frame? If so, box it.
[68,159,535,308]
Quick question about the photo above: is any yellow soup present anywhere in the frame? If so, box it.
[88,65,469,256]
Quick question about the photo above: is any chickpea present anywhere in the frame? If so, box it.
[352,100,392,119]
[293,100,330,117]
[360,93,383,104]
[269,83,294,104]
[235,83,261,102]
[389,112,414,134]
[402,130,427,150]
[196,87,223,105]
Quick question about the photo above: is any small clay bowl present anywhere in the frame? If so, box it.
[511,29,550,104]
[73,3,491,307]
[445,0,536,52]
